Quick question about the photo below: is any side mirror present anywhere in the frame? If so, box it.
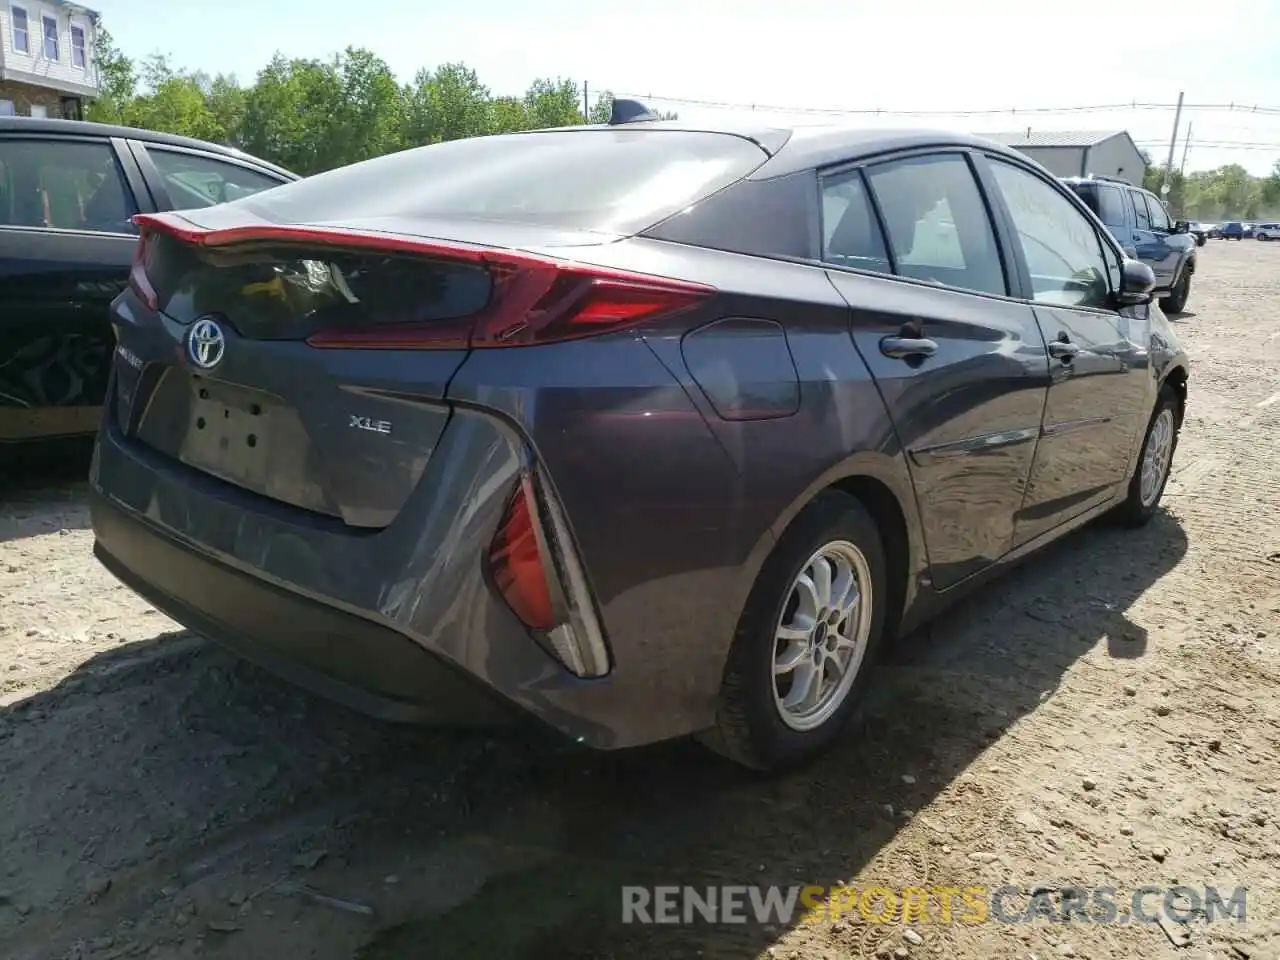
[1173,220,1190,234]
[1114,258,1156,307]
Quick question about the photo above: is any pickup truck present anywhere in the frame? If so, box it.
[1061,174,1197,314]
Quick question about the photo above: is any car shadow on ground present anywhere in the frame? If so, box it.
[0,439,93,544]
[0,511,1187,960]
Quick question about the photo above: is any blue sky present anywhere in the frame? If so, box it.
[98,0,1280,175]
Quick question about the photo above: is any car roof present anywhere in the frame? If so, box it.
[557,119,1041,177]
[0,117,297,179]
[760,125,1038,176]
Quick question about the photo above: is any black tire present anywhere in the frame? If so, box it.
[698,490,889,772]
[1160,268,1191,314]
[1112,386,1181,527]
[1196,235,1206,247]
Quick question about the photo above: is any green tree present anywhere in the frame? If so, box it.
[523,78,583,128]
[405,62,492,145]
[327,47,405,165]
[84,27,136,123]
[202,74,247,146]
[120,55,223,141]
[588,89,615,124]
[487,96,530,134]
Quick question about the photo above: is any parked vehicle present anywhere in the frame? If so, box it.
[1253,222,1280,240]
[0,118,296,449]
[1185,221,1209,246]
[1221,221,1248,240]
[1060,174,1197,313]
[90,106,1189,772]
[1204,223,1223,239]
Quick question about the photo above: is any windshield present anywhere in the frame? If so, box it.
[231,129,768,236]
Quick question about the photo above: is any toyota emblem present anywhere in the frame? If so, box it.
[187,316,226,370]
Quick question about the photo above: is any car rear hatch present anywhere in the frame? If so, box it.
[112,128,766,529]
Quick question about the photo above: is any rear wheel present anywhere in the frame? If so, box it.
[698,491,887,772]
[1112,386,1180,527]
[1160,268,1192,314]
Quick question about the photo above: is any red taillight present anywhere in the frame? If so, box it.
[488,477,556,631]
[129,213,713,349]
[128,227,158,311]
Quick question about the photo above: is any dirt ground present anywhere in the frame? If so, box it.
[2,239,1279,960]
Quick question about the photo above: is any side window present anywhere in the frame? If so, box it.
[864,154,1006,297]
[0,138,137,233]
[819,169,891,274]
[145,148,285,209]
[11,6,29,54]
[1144,193,1171,231]
[987,159,1113,310]
[1095,185,1127,228]
[1130,190,1151,230]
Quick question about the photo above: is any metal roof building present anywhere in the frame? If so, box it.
[982,130,1148,184]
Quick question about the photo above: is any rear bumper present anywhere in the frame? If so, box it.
[91,490,513,725]
[89,409,654,749]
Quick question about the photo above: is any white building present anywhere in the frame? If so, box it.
[0,0,99,120]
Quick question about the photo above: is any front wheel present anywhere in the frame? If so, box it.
[1112,387,1181,527]
[698,491,888,772]
[1160,269,1192,314]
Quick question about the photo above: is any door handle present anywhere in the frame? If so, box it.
[880,336,938,360]
[1048,339,1079,362]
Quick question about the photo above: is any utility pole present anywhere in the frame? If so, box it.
[1161,91,1184,199]
[1179,122,1193,177]
[583,82,589,121]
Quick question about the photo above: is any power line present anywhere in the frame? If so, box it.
[1134,139,1280,150]
[611,92,1280,119]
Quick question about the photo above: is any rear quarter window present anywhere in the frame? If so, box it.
[232,130,769,236]
[1069,182,1126,228]
[1095,185,1127,227]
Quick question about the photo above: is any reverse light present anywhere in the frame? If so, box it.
[129,214,714,350]
[488,475,555,631]
[487,471,610,678]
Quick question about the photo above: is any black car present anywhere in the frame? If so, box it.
[1060,175,1197,313]
[1221,221,1248,240]
[89,105,1189,772]
[1185,221,1209,246]
[0,118,296,450]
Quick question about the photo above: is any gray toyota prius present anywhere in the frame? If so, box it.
[90,103,1189,772]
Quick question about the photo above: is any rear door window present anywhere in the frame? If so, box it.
[863,153,1007,296]
[231,130,769,235]
[1130,190,1151,229]
[0,137,137,233]
[144,147,287,208]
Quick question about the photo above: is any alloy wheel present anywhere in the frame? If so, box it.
[1140,409,1175,507]
[772,541,874,731]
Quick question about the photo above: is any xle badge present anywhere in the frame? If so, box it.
[349,415,392,435]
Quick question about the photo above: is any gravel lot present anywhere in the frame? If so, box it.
[2,239,1278,960]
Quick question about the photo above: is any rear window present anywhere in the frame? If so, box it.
[228,130,768,235]
[1068,182,1126,227]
